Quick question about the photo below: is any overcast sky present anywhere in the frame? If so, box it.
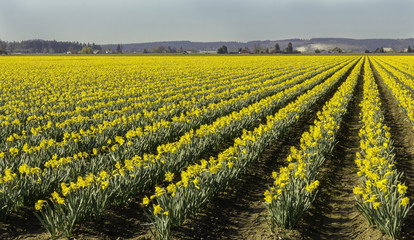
[1,0,413,44]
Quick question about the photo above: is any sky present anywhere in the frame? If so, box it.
[0,0,413,44]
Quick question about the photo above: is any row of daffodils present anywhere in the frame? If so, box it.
[1,58,340,174]
[142,58,359,239]
[2,56,414,239]
[369,57,414,130]
[0,58,354,225]
[373,56,414,94]
[353,59,412,239]
[0,58,353,222]
[264,57,363,230]
[32,58,358,238]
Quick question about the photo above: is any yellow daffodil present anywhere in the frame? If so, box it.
[35,200,45,211]
[153,204,162,215]
[164,172,174,182]
[398,183,408,195]
[400,197,409,207]
[143,196,150,206]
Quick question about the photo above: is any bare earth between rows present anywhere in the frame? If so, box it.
[2,58,414,239]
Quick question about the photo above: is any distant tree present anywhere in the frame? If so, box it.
[166,46,176,53]
[314,49,321,53]
[0,41,7,55]
[374,47,385,53]
[286,42,293,53]
[81,46,93,54]
[152,46,167,53]
[331,47,343,53]
[91,43,102,50]
[265,48,269,54]
[252,44,257,54]
[143,48,150,53]
[408,45,412,53]
[217,45,228,54]
[274,43,280,53]
[238,48,243,53]
[67,46,77,54]
[222,45,228,54]
[365,50,370,53]
[0,39,87,54]
[256,45,263,54]
[252,44,262,54]
[116,44,123,54]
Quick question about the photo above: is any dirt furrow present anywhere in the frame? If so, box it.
[296,61,386,240]
[0,61,357,240]
[371,59,414,239]
[169,61,358,240]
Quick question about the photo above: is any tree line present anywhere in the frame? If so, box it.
[217,42,299,54]
[0,39,102,54]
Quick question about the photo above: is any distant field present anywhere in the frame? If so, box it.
[0,55,413,239]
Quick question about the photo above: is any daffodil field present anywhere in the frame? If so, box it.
[0,55,413,239]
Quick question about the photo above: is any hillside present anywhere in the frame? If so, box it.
[102,38,414,53]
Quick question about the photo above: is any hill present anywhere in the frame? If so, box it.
[102,38,414,53]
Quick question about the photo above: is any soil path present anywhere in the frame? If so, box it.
[298,59,385,240]
[1,59,379,240]
[371,59,414,239]
[170,60,358,240]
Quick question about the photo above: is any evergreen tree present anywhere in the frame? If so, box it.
[116,44,123,54]
[0,40,7,55]
[286,42,293,53]
[274,43,280,53]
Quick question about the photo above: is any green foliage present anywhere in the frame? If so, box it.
[286,42,293,53]
[217,45,228,54]
[116,44,123,54]
[0,40,7,55]
[274,43,280,53]
[0,39,100,54]
[81,46,93,54]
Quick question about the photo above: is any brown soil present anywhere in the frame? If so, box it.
[298,60,385,240]
[371,60,414,240]
[169,110,319,240]
[0,207,49,240]
[3,58,414,240]
[169,59,360,240]
[0,201,153,240]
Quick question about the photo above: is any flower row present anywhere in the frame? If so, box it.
[142,57,359,239]
[0,58,352,217]
[353,59,412,239]
[264,57,363,230]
